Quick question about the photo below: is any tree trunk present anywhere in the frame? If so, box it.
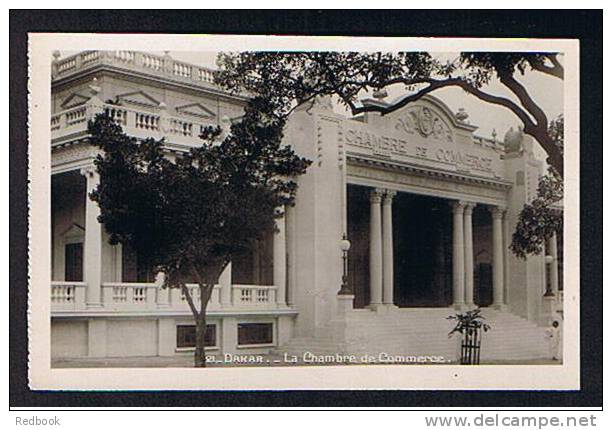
[194,312,208,368]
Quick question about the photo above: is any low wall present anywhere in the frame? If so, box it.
[51,314,295,359]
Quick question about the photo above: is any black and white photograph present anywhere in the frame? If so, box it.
[25,31,583,392]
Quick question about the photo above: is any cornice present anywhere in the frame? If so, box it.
[346,154,513,190]
[52,63,249,105]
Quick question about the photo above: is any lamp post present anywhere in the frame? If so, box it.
[338,233,352,295]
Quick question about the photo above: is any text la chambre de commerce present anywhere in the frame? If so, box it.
[215,352,449,365]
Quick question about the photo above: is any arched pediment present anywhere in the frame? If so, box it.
[389,95,478,143]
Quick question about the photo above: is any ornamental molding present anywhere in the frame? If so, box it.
[346,155,512,193]
[395,105,453,142]
[60,93,90,109]
[175,102,216,119]
[115,90,161,108]
[52,141,98,169]
[347,160,508,207]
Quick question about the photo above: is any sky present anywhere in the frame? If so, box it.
[168,51,563,154]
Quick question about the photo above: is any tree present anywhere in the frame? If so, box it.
[215,51,564,177]
[88,97,310,367]
[215,51,565,258]
[510,115,563,259]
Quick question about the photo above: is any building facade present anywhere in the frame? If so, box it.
[50,50,563,363]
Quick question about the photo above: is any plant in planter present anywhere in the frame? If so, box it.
[447,309,491,365]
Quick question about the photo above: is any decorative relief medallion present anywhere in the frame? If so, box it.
[395,106,453,142]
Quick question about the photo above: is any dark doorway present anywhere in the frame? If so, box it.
[64,242,83,282]
[347,185,370,308]
[472,205,493,307]
[393,193,452,307]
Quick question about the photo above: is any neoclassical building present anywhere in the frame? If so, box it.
[50,50,563,363]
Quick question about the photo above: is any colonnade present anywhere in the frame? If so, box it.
[367,188,507,310]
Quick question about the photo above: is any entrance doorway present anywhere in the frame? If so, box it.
[392,192,452,307]
[347,186,453,308]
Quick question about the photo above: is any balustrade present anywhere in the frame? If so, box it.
[135,113,160,131]
[52,50,218,90]
[50,281,86,310]
[142,54,163,71]
[51,282,280,313]
[232,285,276,306]
[52,101,217,146]
[81,50,100,65]
[57,57,76,73]
[65,106,87,126]
[115,50,135,63]
[104,107,128,126]
[173,62,192,78]
[169,119,193,136]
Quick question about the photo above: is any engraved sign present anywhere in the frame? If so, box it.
[345,126,494,173]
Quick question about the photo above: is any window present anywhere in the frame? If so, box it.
[64,242,83,281]
[231,234,274,285]
[176,324,216,348]
[122,243,154,282]
[237,322,274,346]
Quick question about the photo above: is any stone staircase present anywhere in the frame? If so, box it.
[273,308,550,363]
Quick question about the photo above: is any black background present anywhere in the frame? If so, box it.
[9,9,603,408]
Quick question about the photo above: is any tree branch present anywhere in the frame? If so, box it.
[336,76,564,176]
[527,54,564,79]
[346,77,538,132]
[180,283,199,318]
[498,72,548,127]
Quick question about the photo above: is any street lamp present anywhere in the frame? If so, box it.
[338,233,352,295]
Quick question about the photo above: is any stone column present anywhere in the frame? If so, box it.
[549,232,559,297]
[369,189,384,307]
[285,204,295,306]
[273,210,287,306]
[463,203,475,308]
[382,190,396,306]
[490,206,506,309]
[452,201,466,309]
[81,167,103,308]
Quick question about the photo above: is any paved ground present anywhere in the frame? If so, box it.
[52,354,561,368]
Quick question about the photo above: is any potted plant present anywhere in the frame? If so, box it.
[447,309,491,365]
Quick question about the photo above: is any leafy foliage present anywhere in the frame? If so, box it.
[447,309,491,338]
[88,97,310,366]
[510,115,564,259]
[90,98,310,288]
[215,51,564,176]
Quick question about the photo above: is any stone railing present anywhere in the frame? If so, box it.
[51,281,87,311]
[232,284,277,306]
[50,282,282,314]
[52,50,218,87]
[51,101,215,147]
